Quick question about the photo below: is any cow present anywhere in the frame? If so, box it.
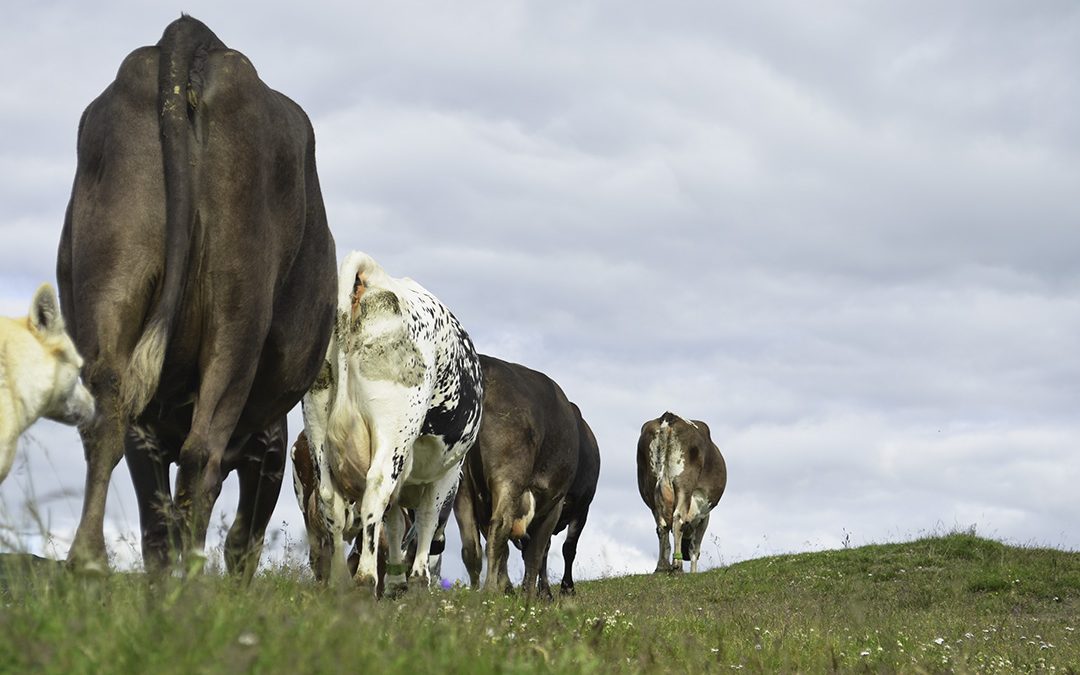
[637,411,727,573]
[454,355,590,599]
[291,429,449,592]
[538,402,600,597]
[56,15,337,576]
[300,250,482,596]
[0,284,94,484]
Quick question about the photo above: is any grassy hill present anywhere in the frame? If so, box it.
[1,533,1077,673]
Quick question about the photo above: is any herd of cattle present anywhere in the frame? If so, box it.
[0,16,727,596]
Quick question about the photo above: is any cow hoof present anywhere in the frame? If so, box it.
[560,582,576,597]
[184,551,208,577]
[66,544,110,577]
[408,574,431,592]
[354,573,378,597]
[68,558,110,578]
[385,579,409,600]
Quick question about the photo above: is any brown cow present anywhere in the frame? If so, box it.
[57,15,336,574]
[454,355,583,598]
[637,411,726,573]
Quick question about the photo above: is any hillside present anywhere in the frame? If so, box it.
[1,533,1077,673]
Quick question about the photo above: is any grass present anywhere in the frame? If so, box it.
[0,532,1077,673]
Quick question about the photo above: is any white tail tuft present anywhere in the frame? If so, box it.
[119,322,168,418]
[510,490,536,540]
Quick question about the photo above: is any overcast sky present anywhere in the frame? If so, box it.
[2,2,1079,582]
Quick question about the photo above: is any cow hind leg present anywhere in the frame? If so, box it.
[537,540,553,598]
[174,356,260,572]
[67,385,126,574]
[408,470,458,589]
[125,425,179,575]
[560,513,589,595]
[484,483,520,594]
[225,421,286,584]
[653,518,672,574]
[454,474,484,588]
[354,432,408,595]
[521,503,562,601]
[383,506,408,597]
[689,513,710,574]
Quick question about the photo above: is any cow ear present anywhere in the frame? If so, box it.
[30,283,64,336]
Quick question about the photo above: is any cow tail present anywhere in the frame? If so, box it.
[121,17,222,418]
[653,421,677,526]
[510,490,536,541]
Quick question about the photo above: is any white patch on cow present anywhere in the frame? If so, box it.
[0,283,94,483]
[687,490,711,528]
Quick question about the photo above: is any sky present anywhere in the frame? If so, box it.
[2,2,1079,583]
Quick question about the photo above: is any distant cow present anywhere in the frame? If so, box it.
[56,15,336,574]
[455,355,595,598]
[637,412,727,573]
[0,284,94,483]
[300,251,482,595]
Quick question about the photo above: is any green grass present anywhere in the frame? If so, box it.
[1,533,1078,673]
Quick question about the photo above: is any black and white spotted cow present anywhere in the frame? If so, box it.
[300,250,483,595]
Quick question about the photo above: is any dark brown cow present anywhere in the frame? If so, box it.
[637,411,727,573]
[57,15,336,575]
[454,355,584,598]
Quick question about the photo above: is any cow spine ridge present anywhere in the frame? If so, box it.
[121,16,225,417]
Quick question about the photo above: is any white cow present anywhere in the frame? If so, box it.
[1,284,94,484]
[300,251,483,595]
